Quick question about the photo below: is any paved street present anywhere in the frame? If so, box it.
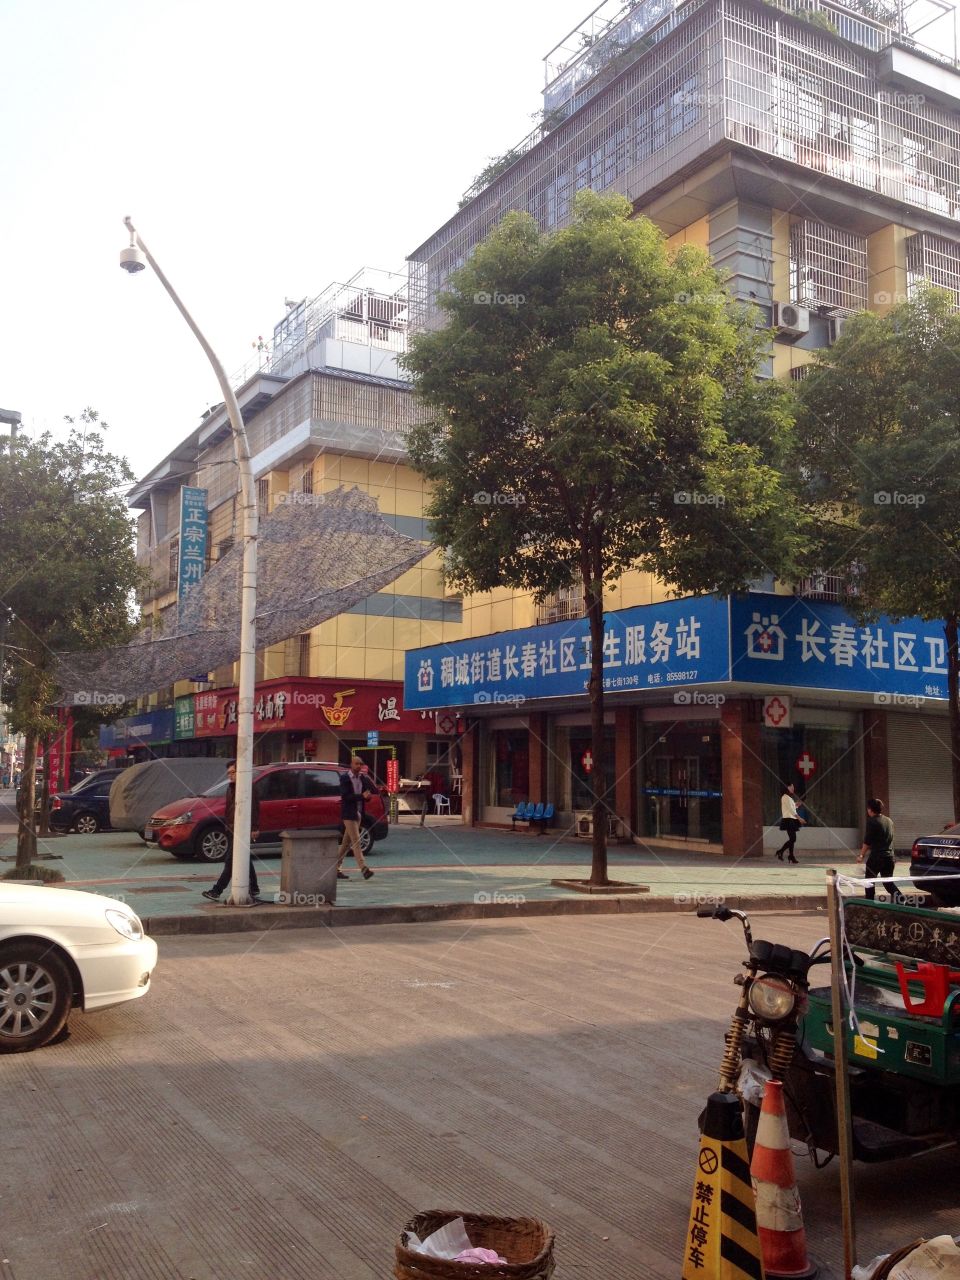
[2,910,955,1279]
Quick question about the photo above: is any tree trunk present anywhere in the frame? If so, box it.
[15,730,38,872]
[947,616,960,823]
[586,542,609,886]
[38,731,51,837]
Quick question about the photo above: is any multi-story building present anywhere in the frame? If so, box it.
[110,270,464,785]
[404,0,960,854]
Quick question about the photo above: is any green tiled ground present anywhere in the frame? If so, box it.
[0,814,860,921]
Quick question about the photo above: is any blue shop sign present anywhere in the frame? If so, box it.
[99,709,174,749]
[405,594,731,709]
[178,486,208,605]
[404,592,948,709]
[729,596,948,700]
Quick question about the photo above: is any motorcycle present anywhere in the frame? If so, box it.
[699,901,960,1164]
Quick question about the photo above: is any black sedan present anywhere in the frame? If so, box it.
[910,825,960,906]
[48,769,126,834]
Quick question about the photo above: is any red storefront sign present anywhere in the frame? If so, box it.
[192,679,436,738]
[386,758,400,793]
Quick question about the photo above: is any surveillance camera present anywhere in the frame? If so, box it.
[119,246,146,274]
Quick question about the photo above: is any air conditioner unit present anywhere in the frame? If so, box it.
[773,302,810,339]
[827,315,848,345]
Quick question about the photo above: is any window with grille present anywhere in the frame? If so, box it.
[906,233,960,309]
[301,466,314,495]
[216,537,234,561]
[168,538,179,587]
[298,633,311,677]
[256,478,269,510]
[789,219,868,314]
[537,580,586,625]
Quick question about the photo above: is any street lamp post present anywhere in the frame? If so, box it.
[120,218,259,905]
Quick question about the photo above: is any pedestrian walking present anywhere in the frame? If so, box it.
[202,760,262,903]
[775,783,805,863]
[857,798,904,902]
[338,756,375,880]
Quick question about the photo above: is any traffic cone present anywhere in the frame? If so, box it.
[750,1080,818,1279]
[682,1091,765,1280]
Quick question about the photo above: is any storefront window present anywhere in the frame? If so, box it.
[552,725,615,812]
[486,730,530,807]
[762,723,860,829]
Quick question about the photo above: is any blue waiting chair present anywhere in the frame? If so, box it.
[533,803,555,835]
[510,801,528,828]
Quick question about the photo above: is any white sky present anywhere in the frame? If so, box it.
[0,0,589,482]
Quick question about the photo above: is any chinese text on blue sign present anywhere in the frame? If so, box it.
[178,486,208,606]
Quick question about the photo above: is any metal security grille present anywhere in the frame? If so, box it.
[409,0,960,331]
[789,219,868,313]
[906,232,960,308]
[536,580,586,625]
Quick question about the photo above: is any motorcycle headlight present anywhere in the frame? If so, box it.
[105,909,144,941]
[748,975,797,1022]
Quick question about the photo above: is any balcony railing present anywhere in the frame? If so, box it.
[796,572,858,603]
[537,585,587,624]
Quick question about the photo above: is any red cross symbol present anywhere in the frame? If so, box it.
[765,696,788,726]
[581,751,593,773]
[758,629,774,652]
[796,751,817,779]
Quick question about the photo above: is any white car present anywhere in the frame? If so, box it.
[0,883,158,1053]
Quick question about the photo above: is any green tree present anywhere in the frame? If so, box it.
[0,411,145,873]
[795,287,960,819]
[405,192,802,884]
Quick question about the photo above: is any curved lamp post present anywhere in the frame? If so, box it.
[120,218,259,906]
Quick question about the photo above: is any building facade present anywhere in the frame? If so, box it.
[403,0,960,853]
[113,270,465,783]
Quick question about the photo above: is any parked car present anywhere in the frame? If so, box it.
[0,882,157,1053]
[109,758,228,841]
[48,768,129,834]
[911,824,960,906]
[147,761,389,861]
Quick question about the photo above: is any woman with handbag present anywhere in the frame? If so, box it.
[775,782,805,863]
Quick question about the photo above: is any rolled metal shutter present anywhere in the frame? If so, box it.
[887,714,953,851]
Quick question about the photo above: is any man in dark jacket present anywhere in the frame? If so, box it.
[203,759,262,902]
[857,798,904,903]
[338,756,375,880]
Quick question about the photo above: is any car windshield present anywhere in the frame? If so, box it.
[68,773,106,794]
[201,769,267,798]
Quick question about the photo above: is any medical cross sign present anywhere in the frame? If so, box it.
[581,751,594,773]
[796,752,818,779]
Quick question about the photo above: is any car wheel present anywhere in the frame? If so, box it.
[194,825,229,862]
[0,942,73,1054]
[74,812,100,835]
[359,823,374,856]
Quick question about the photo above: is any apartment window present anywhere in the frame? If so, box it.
[790,220,868,314]
[537,579,586,625]
[216,537,234,562]
[168,538,179,587]
[906,233,960,310]
[298,633,311,678]
[256,478,269,511]
[301,466,314,495]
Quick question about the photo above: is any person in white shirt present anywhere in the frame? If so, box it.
[775,783,805,863]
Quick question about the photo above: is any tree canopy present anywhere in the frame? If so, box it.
[0,410,144,868]
[405,191,803,879]
[794,287,960,815]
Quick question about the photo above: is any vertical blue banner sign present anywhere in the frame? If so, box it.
[178,486,208,605]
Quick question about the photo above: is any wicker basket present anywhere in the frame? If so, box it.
[394,1210,555,1280]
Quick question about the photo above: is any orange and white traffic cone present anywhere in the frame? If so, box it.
[749,1080,818,1279]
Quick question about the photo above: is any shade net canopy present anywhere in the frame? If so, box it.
[56,487,432,705]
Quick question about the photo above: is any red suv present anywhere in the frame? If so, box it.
[146,762,389,862]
